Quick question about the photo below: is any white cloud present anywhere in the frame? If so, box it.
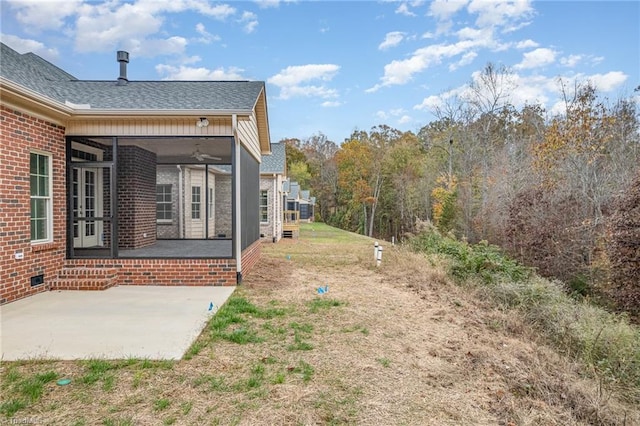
[7,0,83,33]
[429,0,467,20]
[239,11,258,33]
[268,64,340,100]
[456,26,487,40]
[415,67,628,120]
[17,0,238,55]
[195,23,221,44]
[515,39,538,49]
[255,0,280,8]
[0,33,59,60]
[368,37,495,92]
[560,54,582,68]
[449,51,477,71]
[398,115,412,124]
[379,32,405,50]
[396,3,416,17]
[467,0,534,29]
[74,2,167,53]
[586,71,628,92]
[515,47,557,69]
[322,101,342,107]
[155,64,246,80]
[414,86,467,112]
[376,110,388,120]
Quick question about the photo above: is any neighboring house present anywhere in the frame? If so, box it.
[299,190,316,222]
[285,181,316,227]
[0,43,271,304]
[259,142,286,242]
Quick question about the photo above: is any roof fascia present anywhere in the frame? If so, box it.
[0,77,73,123]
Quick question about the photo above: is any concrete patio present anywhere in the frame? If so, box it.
[0,285,235,360]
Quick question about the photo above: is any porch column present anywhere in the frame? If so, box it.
[233,114,242,282]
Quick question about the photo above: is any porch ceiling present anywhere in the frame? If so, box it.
[117,136,234,164]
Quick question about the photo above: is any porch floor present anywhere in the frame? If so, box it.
[118,239,232,258]
[0,285,235,360]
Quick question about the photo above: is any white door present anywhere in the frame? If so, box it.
[73,167,103,247]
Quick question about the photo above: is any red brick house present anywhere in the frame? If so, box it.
[0,43,271,304]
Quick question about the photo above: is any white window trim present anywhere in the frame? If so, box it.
[30,150,53,244]
[259,190,269,224]
[156,184,173,224]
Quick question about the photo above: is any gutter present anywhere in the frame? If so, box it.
[0,77,73,121]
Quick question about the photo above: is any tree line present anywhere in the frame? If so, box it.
[281,63,639,315]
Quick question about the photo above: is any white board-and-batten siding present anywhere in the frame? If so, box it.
[65,117,234,137]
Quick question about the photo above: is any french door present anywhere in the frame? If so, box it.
[73,167,103,247]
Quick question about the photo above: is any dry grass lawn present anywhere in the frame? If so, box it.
[1,223,638,425]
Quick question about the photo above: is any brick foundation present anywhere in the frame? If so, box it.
[62,258,238,287]
[241,240,262,279]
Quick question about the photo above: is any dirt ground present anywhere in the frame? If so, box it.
[2,224,638,425]
[241,226,638,425]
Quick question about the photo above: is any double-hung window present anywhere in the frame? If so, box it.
[259,190,268,223]
[156,184,172,222]
[191,186,201,219]
[30,152,52,242]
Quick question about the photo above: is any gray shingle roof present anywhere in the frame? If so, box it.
[260,142,285,174]
[1,43,78,95]
[1,43,264,111]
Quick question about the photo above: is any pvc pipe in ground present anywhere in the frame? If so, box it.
[376,245,383,267]
[374,241,379,261]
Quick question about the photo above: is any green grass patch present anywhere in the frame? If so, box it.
[181,401,193,415]
[102,417,134,426]
[307,298,345,313]
[209,295,286,344]
[376,358,391,368]
[81,360,115,385]
[341,324,369,335]
[0,399,27,418]
[194,374,229,392]
[290,360,315,383]
[183,339,206,360]
[153,398,171,412]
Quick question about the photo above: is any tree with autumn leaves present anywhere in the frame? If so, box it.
[280,74,639,316]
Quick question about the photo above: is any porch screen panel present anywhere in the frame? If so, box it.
[240,146,260,250]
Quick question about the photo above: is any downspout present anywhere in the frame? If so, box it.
[177,165,183,238]
[233,114,242,282]
[272,174,277,242]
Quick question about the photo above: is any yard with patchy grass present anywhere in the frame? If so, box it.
[1,223,638,425]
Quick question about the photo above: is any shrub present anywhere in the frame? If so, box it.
[607,171,640,318]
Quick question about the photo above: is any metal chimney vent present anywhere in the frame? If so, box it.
[117,51,129,85]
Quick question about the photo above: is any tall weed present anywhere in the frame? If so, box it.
[408,228,640,396]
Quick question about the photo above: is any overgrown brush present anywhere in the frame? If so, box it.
[408,227,640,399]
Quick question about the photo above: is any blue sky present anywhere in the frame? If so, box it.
[1,0,638,143]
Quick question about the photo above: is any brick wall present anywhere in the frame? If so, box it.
[259,177,274,240]
[215,174,232,237]
[118,146,157,249]
[0,106,67,304]
[64,258,237,286]
[240,239,261,279]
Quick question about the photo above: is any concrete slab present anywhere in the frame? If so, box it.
[0,286,235,360]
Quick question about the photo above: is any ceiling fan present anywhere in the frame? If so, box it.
[191,144,221,161]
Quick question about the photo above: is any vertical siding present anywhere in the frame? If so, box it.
[236,113,262,162]
[66,117,233,136]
